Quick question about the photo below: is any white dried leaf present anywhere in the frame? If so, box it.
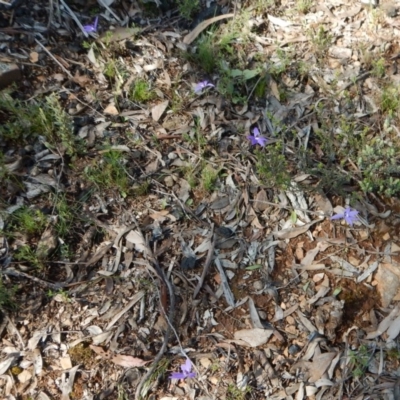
[36,392,51,400]
[386,315,400,341]
[248,297,263,329]
[308,352,337,382]
[87,47,99,67]
[60,356,72,370]
[367,306,400,339]
[275,220,318,240]
[194,237,212,254]
[314,378,334,387]
[126,230,147,254]
[267,14,292,27]
[233,328,273,347]
[308,286,330,305]
[183,14,234,44]
[151,100,169,122]
[0,355,17,375]
[33,348,43,375]
[356,261,378,283]
[295,381,304,400]
[60,365,80,400]
[296,311,317,333]
[28,330,46,350]
[330,256,359,274]
[17,369,32,383]
[86,326,103,335]
[0,374,13,395]
[111,354,149,368]
[301,242,330,266]
[92,332,113,345]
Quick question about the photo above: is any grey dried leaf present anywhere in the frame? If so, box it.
[60,365,80,400]
[151,100,169,122]
[275,220,319,240]
[233,328,273,347]
[181,256,196,270]
[254,189,269,212]
[216,226,234,238]
[248,297,264,329]
[210,196,230,210]
[36,227,57,259]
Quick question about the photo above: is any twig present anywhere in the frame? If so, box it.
[98,0,123,24]
[34,38,74,79]
[2,268,63,290]
[48,0,54,29]
[60,88,106,118]
[59,0,88,37]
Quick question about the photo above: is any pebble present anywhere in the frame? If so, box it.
[164,176,174,187]
[253,280,264,290]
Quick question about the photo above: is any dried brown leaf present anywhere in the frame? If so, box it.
[183,14,235,44]
[151,100,169,122]
[111,354,149,368]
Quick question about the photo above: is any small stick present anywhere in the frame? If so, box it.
[98,0,123,24]
[59,0,89,37]
[2,268,62,290]
[34,38,74,79]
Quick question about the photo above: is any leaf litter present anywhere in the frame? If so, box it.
[2,0,400,399]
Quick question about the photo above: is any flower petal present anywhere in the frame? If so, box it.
[169,372,185,379]
[247,135,258,145]
[181,358,192,374]
[330,212,344,220]
[252,127,261,137]
[194,81,214,94]
[256,136,268,147]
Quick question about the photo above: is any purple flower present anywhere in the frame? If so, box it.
[330,206,359,226]
[169,358,196,380]
[247,127,268,147]
[83,16,99,33]
[194,80,214,95]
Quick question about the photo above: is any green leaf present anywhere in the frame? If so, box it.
[230,69,243,78]
[245,264,262,271]
[242,68,261,80]
[333,287,342,296]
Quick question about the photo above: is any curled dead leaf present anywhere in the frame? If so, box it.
[111,354,150,368]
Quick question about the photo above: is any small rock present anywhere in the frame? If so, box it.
[375,263,400,307]
[253,280,264,290]
[0,63,21,90]
[36,227,57,259]
[164,176,174,187]
[181,256,196,270]
[288,344,301,355]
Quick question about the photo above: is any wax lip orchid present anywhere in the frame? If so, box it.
[330,206,359,226]
[83,16,99,34]
[169,358,196,380]
[247,127,268,147]
[194,80,214,95]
